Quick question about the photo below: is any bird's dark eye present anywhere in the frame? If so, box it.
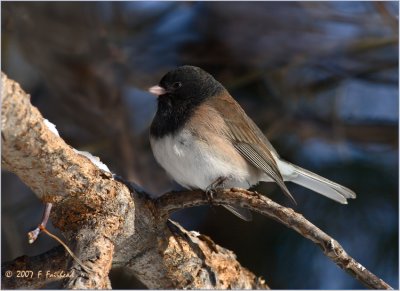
[172,82,182,89]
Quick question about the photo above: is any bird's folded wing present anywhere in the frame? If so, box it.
[230,131,296,204]
[207,95,295,203]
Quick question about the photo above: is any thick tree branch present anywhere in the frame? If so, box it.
[156,189,393,290]
[1,72,134,289]
[1,72,267,289]
[1,246,67,289]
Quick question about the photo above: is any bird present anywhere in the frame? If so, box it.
[148,65,356,221]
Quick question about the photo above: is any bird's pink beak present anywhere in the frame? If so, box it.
[148,85,167,96]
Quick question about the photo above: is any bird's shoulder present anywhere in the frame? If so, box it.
[186,101,227,140]
[205,91,247,121]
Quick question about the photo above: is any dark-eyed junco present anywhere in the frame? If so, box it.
[148,65,356,221]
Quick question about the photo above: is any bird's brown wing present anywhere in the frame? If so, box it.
[206,93,296,204]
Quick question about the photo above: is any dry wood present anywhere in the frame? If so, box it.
[1,72,267,289]
[156,189,393,290]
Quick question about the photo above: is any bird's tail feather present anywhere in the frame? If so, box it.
[223,205,253,221]
[288,162,356,204]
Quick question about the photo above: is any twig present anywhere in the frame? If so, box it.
[39,226,92,274]
[156,188,393,290]
[28,202,53,244]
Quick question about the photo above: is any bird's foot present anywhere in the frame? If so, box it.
[205,177,227,205]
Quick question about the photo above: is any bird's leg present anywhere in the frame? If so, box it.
[205,176,227,205]
[28,202,53,244]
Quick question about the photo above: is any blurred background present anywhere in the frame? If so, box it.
[1,1,398,289]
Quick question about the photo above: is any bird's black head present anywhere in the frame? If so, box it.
[149,65,225,138]
[150,65,224,101]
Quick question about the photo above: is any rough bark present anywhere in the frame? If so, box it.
[156,189,394,290]
[1,246,67,289]
[1,72,267,289]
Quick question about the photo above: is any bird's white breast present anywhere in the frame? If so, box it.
[150,129,260,190]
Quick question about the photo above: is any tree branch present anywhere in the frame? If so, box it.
[1,72,267,289]
[1,246,67,289]
[156,189,393,290]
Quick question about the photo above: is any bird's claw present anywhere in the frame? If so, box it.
[205,187,216,205]
[205,177,227,205]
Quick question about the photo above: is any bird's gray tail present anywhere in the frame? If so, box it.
[287,162,356,204]
[223,205,253,221]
